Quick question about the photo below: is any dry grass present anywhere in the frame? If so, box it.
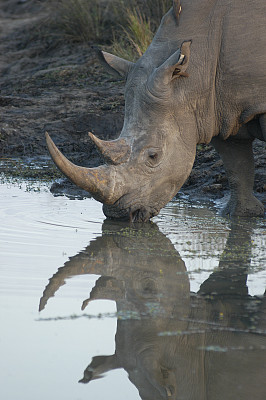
[128,0,172,30]
[50,0,113,43]
[111,0,172,59]
[49,0,173,59]
[111,6,153,60]
[123,8,153,56]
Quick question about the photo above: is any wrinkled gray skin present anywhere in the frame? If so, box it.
[47,0,266,220]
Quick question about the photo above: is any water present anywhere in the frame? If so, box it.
[0,181,265,400]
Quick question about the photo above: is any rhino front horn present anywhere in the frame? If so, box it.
[88,132,131,165]
[45,132,118,204]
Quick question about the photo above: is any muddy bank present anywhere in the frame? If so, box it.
[0,0,265,206]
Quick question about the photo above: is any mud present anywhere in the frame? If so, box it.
[0,0,265,205]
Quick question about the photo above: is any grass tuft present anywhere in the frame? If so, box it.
[122,7,153,57]
[47,0,173,59]
[51,0,112,43]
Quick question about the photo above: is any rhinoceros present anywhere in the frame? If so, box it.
[46,0,266,221]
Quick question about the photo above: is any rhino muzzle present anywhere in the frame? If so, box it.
[103,203,158,223]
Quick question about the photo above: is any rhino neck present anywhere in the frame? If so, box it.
[143,2,226,144]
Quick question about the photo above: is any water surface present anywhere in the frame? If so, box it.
[0,182,265,400]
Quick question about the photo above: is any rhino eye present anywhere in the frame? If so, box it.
[146,149,162,167]
[148,151,158,160]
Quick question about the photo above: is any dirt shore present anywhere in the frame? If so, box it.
[0,0,265,207]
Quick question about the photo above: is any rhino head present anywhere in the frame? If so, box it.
[46,8,197,222]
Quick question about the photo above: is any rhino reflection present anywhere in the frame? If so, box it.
[40,221,265,400]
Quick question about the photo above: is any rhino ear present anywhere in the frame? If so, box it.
[160,40,192,81]
[148,40,192,94]
[92,46,134,78]
[170,40,192,79]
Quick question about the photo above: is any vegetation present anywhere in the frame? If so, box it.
[113,7,153,59]
[50,0,111,43]
[50,0,172,60]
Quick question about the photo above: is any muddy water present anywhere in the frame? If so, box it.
[0,181,265,400]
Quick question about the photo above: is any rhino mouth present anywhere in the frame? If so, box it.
[130,207,155,223]
[103,199,158,222]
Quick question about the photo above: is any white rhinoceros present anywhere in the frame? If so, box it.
[46,0,266,221]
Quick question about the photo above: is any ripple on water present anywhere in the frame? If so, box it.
[0,183,265,296]
[155,199,266,295]
[0,181,265,400]
[0,182,104,296]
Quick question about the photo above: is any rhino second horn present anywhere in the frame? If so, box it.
[88,132,131,165]
[45,132,117,204]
